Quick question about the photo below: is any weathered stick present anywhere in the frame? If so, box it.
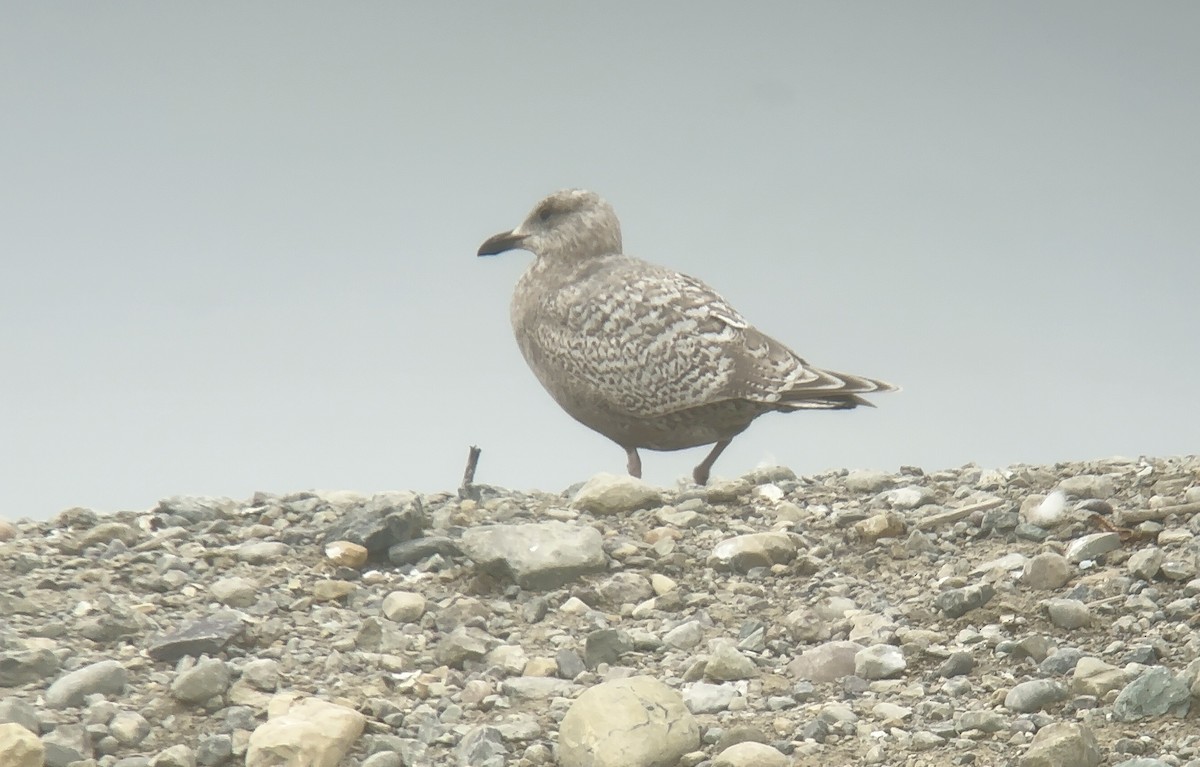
[459,445,482,498]
[914,497,1005,530]
[1118,501,1200,525]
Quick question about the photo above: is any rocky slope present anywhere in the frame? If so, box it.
[2,456,1200,767]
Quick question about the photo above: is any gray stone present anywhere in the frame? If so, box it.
[435,626,496,669]
[78,609,144,643]
[957,710,1007,733]
[855,644,906,679]
[459,521,607,590]
[1040,647,1085,675]
[360,753,404,767]
[241,659,280,692]
[554,649,586,680]
[845,470,895,494]
[704,641,757,681]
[683,682,737,714]
[500,677,574,700]
[1128,548,1164,580]
[455,725,507,767]
[883,485,936,509]
[386,536,461,566]
[45,660,128,709]
[1022,552,1071,590]
[1112,666,1191,721]
[147,613,246,662]
[705,478,751,503]
[42,723,92,767]
[788,641,863,683]
[594,573,654,609]
[663,620,704,650]
[151,744,197,767]
[1057,475,1115,500]
[235,541,291,563]
[170,658,231,704]
[938,651,974,678]
[1004,679,1067,713]
[109,710,152,746]
[1065,532,1121,563]
[782,609,830,643]
[712,741,789,767]
[1045,599,1092,629]
[210,577,257,608]
[934,583,995,618]
[0,649,61,686]
[321,491,426,555]
[584,629,633,669]
[196,735,234,766]
[0,697,39,734]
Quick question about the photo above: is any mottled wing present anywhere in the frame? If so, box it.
[518,255,887,418]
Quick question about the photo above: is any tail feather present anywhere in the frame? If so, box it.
[777,367,898,410]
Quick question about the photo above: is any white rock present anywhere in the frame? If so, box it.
[245,695,366,767]
[558,676,699,767]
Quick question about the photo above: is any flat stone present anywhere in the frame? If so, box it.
[45,660,128,709]
[320,491,426,556]
[708,532,796,573]
[0,649,61,686]
[1071,657,1130,698]
[1112,666,1191,721]
[42,723,91,767]
[1044,599,1092,629]
[245,696,366,767]
[683,682,737,714]
[1065,533,1121,563]
[147,613,246,662]
[934,583,995,618]
[459,521,607,590]
[712,741,789,767]
[1017,722,1100,767]
[210,577,258,608]
[385,536,461,566]
[845,470,895,494]
[788,641,863,683]
[570,473,663,516]
[1057,475,1115,500]
[1005,679,1067,713]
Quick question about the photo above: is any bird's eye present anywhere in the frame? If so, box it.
[536,205,555,222]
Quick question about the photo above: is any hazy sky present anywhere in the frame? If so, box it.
[3,3,1198,520]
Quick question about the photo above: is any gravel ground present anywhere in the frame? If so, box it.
[2,455,1200,767]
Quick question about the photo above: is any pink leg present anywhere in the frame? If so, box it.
[625,447,642,478]
[692,439,731,485]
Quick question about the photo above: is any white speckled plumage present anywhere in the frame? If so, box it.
[478,189,897,484]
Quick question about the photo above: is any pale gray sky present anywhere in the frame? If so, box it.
[3,3,1198,519]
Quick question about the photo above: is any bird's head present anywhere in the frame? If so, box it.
[477,189,622,261]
